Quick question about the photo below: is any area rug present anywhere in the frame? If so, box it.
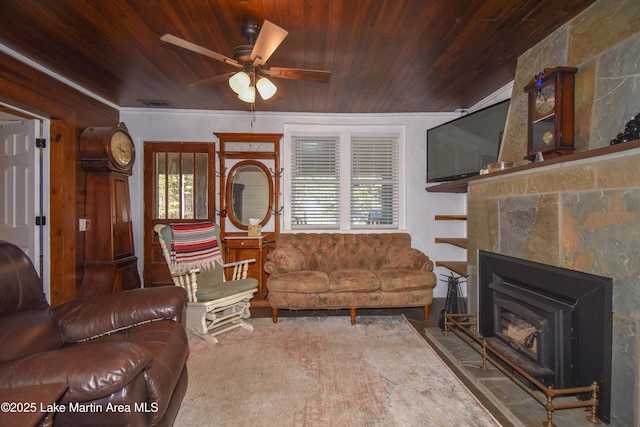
[174,316,501,426]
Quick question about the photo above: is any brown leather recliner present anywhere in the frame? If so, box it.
[0,241,189,426]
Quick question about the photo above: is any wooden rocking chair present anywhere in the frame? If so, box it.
[154,222,258,343]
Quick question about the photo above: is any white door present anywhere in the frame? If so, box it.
[0,120,42,278]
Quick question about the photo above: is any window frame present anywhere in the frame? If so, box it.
[283,124,406,231]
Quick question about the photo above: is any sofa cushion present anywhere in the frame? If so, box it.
[268,247,306,273]
[329,269,380,292]
[273,233,414,273]
[267,271,329,293]
[376,269,436,291]
[381,246,425,269]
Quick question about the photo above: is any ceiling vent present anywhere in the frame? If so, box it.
[137,99,175,108]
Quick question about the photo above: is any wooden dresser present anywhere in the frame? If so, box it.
[224,235,273,306]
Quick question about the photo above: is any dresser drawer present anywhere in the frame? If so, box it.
[225,237,264,249]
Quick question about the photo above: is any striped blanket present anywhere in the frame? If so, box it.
[170,222,222,272]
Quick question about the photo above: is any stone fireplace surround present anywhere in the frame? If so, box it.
[467,144,640,426]
[435,2,640,424]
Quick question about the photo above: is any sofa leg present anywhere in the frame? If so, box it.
[423,305,431,320]
[271,307,279,323]
[349,308,357,325]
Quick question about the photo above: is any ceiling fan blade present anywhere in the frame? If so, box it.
[189,72,235,88]
[250,20,288,66]
[161,34,242,68]
[261,67,331,84]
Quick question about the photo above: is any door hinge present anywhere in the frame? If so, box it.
[36,138,46,149]
[35,216,46,226]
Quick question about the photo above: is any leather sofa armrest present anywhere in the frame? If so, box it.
[0,341,152,403]
[53,287,187,343]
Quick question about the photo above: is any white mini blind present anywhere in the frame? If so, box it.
[350,136,399,227]
[290,136,340,227]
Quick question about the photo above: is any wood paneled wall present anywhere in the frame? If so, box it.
[0,51,119,305]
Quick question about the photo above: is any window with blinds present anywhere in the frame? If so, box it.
[350,136,399,227]
[290,136,340,227]
[289,132,400,230]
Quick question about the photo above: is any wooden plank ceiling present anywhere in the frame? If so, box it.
[0,0,596,113]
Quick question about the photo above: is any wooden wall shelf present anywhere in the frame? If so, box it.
[434,215,467,221]
[426,139,640,193]
[435,237,467,249]
[434,215,467,276]
[435,261,467,276]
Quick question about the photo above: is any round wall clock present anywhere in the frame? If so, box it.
[524,67,578,161]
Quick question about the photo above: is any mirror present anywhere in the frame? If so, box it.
[225,160,273,229]
[216,132,281,237]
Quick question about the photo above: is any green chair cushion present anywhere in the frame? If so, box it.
[195,278,258,301]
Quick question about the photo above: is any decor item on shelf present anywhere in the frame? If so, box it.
[487,161,513,173]
[248,218,261,237]
[524,67,578,160]
[610,112,639,144]
[161,20,330,109]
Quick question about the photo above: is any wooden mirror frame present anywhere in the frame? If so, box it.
[215,132,281,238]
[225,160,274,229]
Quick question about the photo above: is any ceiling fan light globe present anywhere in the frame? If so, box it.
[237,86,256,103]
[256,77,277,100]
[229,71,250,94]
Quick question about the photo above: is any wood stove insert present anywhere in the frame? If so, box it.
[478,250,613,423]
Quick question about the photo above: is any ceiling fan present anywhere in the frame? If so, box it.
[161,20,331,104]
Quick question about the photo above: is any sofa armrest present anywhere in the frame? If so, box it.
[264,260,279,276]
[265,247,306,275]
[0,341,152,403]
[419,253,435,272]
[53,287,187,343]
[382,247,435,271]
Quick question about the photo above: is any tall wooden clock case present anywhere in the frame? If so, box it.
[79,123,141,296]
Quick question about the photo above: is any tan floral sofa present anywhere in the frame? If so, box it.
[264,233,437,324]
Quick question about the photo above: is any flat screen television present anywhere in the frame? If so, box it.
[427,99,510,183]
